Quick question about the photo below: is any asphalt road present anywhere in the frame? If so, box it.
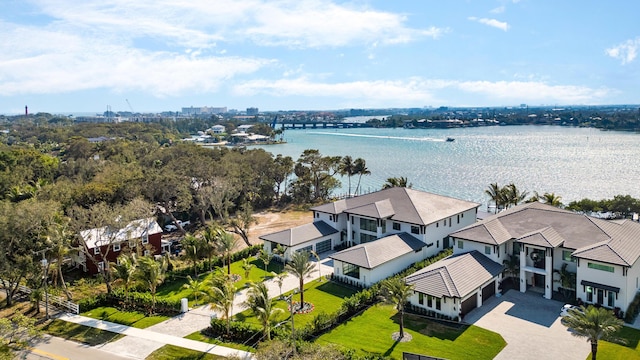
[18,335,133,360]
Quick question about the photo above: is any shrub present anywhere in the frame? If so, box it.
[625,292,640,323]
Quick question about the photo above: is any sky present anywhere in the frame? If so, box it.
[1,0,639,114]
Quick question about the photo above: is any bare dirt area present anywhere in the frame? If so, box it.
[247,210,313,245]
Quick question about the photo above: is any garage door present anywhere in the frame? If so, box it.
[298,245,312,254]
[316,239,332,254]
[461,295,477,316]
[482,282,496,300]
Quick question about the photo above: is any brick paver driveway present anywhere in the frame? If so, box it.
[464,290,590,360]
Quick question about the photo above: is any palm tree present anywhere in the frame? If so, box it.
[339,156,356,196]
[353,158,371,195]
[271,271,287,297]
[242,282,284,341]
[47,222,73,300]
[182,235,200,277]
[382,176,412,189]
[285,251,315,309]
[502,254,519,284]
[503,183,528,208]
[258,248,273,273]
[542,192,563,207]
[241,258,255,280]
[554,263,576,301]
[217,231,238,275]
[485,182,504,213]
[202,225,224,271]
[183,275,205,306]
[208,274,236,336]
[134,256,167,314]
[379,277,414,340]
[562,305,624,360]
[112,254,137,305]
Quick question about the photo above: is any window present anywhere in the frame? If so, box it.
[381,221,386,233]
[608,291,615,307]
[143,249,150,256]
[449,218,452,227]
[360,218,377,232]
[142,233,149,244]
[418,293,424,305]
[436,222,439,228]
[586,286,593,302]
[588,262,614,273]
[513,242,521,254]
[97,262,104,271]
[427,295,433,308]
[113,243,121,252]
[435,297,441,310]
[315,213,319,218]
[360,233,377,243]
[393,222,401,231]
[437,240,439,248]
[94,247,100,255]
[343,263,360,279]
[485,246,491,255]
[457,214,460,224]
[458,240,464,249]
[562,250,575,262]
[411,226,420,234]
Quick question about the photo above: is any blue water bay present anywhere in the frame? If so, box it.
[254,125,640,208]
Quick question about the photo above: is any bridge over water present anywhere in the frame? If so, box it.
[280,121,372,129]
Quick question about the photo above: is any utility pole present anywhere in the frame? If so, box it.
[282,289,299,356]
[33,248,52,319]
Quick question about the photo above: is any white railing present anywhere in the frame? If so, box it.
[0,278,79,314]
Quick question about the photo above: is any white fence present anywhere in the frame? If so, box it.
[0,278,79,314]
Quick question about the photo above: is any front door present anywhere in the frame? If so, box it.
[597,289,604,305]
[534,273,545,288]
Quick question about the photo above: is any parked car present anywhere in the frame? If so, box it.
[164,220,191,232]
[560,304,580,317]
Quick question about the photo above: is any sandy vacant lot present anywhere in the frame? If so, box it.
[247,210,313,246]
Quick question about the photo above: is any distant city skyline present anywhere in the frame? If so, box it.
[1,1,639,114]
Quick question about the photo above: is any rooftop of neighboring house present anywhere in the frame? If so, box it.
[451,202,640,266]
[79,217,162,249]
[405,250,503,298]
[311,187,480,226]
[259,220,339,247]
[330,232,426,269]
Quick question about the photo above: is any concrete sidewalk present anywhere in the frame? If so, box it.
[62,256,335,359]
[58,313,254,359]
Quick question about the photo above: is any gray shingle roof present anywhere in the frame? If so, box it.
[330,232,425,269]
[311,187,479,225]
[451,202,640,266]
[347,199,395,219]
[259,221,338,247]
[405,251,503,298]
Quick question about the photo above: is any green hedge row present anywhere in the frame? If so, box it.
[78,288,181,316]
[169,245,262,278]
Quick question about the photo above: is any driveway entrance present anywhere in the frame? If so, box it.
[464,290,590,360]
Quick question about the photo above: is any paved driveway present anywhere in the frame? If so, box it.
[464,290,590,360]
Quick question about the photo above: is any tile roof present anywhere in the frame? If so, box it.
[311,187,479,225]
[330,232,425,269]
[258,220,338,247]
[80,218,162,249]
[405,251,503,298]
[451,202,640,266]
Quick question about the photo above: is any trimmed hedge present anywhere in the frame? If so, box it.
[78,288,181,316]
[169,245,262,278]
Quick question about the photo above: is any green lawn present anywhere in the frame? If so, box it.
[234,280,357,328]
[145,344,225,360]
[42,319,124,346]
[81,306,169,328]
[316,304,505,360]
[595,326,640,360]
[185,331,255,353]
[157,259,284,305]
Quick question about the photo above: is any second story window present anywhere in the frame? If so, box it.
[411,226,420,234]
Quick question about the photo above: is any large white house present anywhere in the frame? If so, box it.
[406,202,640,320]
[261,187,480,287]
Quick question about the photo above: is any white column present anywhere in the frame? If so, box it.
[520,246,526,293]
[477,287,483,307]
[545,249,552,299]
[347,220,352,246]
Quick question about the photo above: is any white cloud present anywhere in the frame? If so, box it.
[606,38,640,65]
[490,6,506,14]
[468,17,509,31]
[233,77,609,106]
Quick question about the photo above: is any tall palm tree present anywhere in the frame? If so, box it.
[208,274,236,336]
[562,305,624,360]
[554,263,576,301]
[202,224,224,271]
[217,231,238,275]
[112,254,137,305]
[242,282,284,341]
[271,271,287,297]
[285,251,315,308]
[134,256,167,314]
[382,176,412,189]
[542,192,563,207]
[503,183,528,208]
[47,222,73,300]
[485,182,504,213]
[182,234,200,277]
[241,258,255,280]
[339,156,356,196]
[353,158,371,195]
[258,248,273,274]
[379,277,414,340]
